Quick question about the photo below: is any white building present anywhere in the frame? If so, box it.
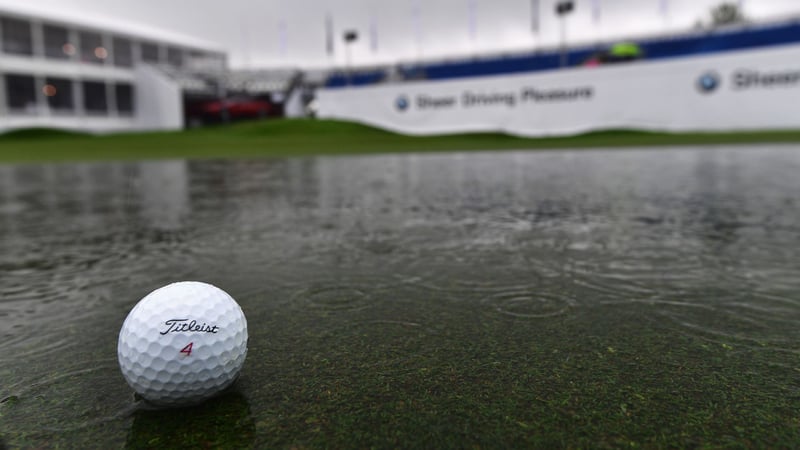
[0,3,227,133]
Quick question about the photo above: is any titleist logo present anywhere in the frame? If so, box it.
[159,319,220,335]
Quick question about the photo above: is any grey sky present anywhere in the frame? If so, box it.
[3,0,800,68]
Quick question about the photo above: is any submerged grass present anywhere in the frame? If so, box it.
[2,121,799,448]
[2,119,800,163]
[6,304,795,449]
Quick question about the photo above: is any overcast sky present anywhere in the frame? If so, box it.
[3,0,800,68]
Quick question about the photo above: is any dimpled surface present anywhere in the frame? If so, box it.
[117,281,248,406]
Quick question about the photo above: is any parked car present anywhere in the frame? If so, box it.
[200,96,273,121]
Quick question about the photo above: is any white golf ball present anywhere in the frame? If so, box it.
[117,281,248,406]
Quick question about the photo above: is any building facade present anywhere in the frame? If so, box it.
[0,4,226,133]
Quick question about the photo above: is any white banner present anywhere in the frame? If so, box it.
[316,44,800,137]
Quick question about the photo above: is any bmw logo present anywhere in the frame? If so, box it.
[395,95,409,111]
[697,72,721,93]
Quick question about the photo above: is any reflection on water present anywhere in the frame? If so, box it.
[137,161,189,231]
[1,146,800,447]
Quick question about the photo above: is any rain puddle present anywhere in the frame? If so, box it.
[1,146,799,448]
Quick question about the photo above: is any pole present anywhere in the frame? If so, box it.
[342,30,358,87]
[325,13,334,59]
[555,1,574,68]
[345,43,352,86]
[559,16,566,67]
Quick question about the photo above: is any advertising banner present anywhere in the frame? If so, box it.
[316,44,800,136]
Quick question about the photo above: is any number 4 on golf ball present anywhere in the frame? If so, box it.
[117,281,248,406]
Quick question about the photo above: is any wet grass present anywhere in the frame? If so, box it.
[2,119,800,163]
[4,303,798,449]
[2,137,799,448]
[242,305,800,449]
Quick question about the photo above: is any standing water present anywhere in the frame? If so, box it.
[1,146,799,448]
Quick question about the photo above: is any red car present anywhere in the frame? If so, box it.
[200,97,273,120]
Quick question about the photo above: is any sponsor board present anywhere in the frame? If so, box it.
[400,86,594,112]
[317,44,800,136]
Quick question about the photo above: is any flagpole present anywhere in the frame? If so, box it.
[592,0,603,45]
[325,13,334,66]
[530,0,539,53]
[278,20,288,60]
[411,0,422,62]
[660,0,671,32]
[369,13,378,57]
[467,0,477,56]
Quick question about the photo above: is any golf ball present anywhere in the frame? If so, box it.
[117,281,248,406]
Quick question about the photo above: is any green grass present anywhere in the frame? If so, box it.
[2,119,800,163]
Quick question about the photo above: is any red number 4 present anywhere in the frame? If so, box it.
[180,342,193,356]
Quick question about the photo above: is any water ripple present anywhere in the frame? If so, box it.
[483,288,575,319]
[0,362,133,434]
[292,284,374,312]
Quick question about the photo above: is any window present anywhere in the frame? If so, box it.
[115,83,134,114]
[44,77,74,112]
[5,74,36,111]
[82,80,107,113]
[1,17,33,56]
[79,31,106,64]
[184,50,206,70]
[112,37,133,67]
[44,24,72,59]
[141,42,159,63]
[167,47,183,67]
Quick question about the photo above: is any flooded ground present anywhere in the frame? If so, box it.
[1,146,799,448]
